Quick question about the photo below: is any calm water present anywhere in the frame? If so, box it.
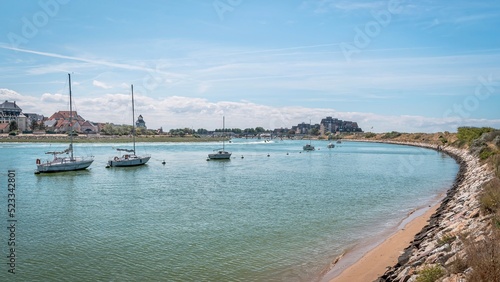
[0,139,458,281]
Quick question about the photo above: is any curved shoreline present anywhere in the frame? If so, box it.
[322,140,491,281]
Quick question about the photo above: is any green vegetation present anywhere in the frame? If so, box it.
[30,119,38,131]
[8,120,18,135]
[438,135,448,145]
[310,127,320,136]
[479,147,495,160]
[416,265,445,282]
[101,123,134,135]
[381,131,401,139]
[456,127,494,145]
[364,132,376,138]
[99,123,162,136]
[435,128,500,280]
[460,129,500,160]
[466,130,500,281]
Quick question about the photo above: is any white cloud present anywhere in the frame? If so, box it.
[3,89,499,133]
[0,88,24,100]
[0,88,44,113]
[93,80,113,89]
[301,0,386,13]
[197,82,211,94]
[40,93,68,103]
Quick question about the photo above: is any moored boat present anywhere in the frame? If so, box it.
[107,84,150,167]
[303,119,315,151]
[35,74,94,174]
[208,116,231,160]
[303,143,315,151]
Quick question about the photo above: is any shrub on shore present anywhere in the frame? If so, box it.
[457,127,494,145]
[479,178,500,215]
[437,232,456,247]
[444,128,500,281]
[491,154,500,179]
[467,137,500,279]
[463,228,500,282]
[364,132,376,138]
[438,135,448,145]
[416,264,445,282]
[479,147,495,160]
[381,131,401,139]
[495,136,500,148]
[464,129,500,160]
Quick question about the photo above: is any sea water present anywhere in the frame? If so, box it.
[0,139,459,281]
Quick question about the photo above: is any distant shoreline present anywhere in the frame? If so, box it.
[0,131,456,144]
[0,133,227,143]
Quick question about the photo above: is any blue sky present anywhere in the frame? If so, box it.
[1,0,499,132]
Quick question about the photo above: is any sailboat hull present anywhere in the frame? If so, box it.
[36,158,94,173]
[208,151,231,160]
[303,144,315,151]
[107,155,151,167]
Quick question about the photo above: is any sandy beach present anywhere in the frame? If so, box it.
[320,140,465,282]
[321,137,496,282]
[325,203,440,282]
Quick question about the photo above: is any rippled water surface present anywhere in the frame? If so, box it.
[0,139,458,281]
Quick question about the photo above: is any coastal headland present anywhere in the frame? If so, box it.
[325,130,500,281]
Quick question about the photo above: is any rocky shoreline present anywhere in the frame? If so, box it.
[372,142,494,281]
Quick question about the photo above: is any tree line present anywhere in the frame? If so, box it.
[167,127,270,136]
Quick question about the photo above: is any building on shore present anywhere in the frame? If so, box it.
[288,117,362,136]
[291,122,320,135]
[46,111,99,134]
[24,113,45,130]
[0,100,28,132]
[319,116,363,134]
[0,123,9,133]
[136,115,147,129]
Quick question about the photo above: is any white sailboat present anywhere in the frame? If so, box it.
[35,74,94,174]
[107,84,151,167]
[303,142,315,151]
[303,120,315,151]
[208,116,231,160]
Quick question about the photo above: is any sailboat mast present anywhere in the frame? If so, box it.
[131,84,136,154]
[68,73,74,160]
[222,116,225,150]
[309,119,312,145]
